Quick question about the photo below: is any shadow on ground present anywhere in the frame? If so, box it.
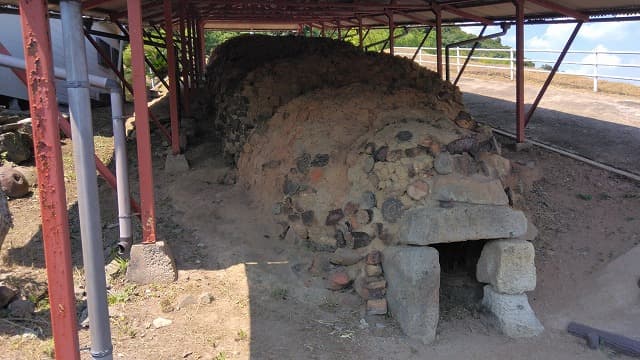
[462,92,640,176]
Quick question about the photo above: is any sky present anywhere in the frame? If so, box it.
[465,21,640,85]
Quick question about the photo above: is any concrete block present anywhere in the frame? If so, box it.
[481,285,543,338]
[382,246,439,344]
[432,175,509,205]
[126,241,177,284]
[164,153,189,174]
[397,204,527,245]
[476,239,536,294]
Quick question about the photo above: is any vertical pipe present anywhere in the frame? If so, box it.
[435,7,443,78]
[164,0,180,155]
[128,0,159,244]
[515,0,525,143]
[60,1,113,359]
[111,87,132,255]
[18,1,80,358]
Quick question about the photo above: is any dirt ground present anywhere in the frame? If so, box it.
[0,82,639,359]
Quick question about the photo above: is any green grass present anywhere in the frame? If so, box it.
[107,284,137,305]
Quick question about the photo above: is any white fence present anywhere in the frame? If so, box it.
[393,46,640,92]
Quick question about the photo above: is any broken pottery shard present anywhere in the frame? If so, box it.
[361,191,377,209]
[283,178,300,196]
[433,152,453,175]
[374,146,389,162]
[352,232,371,249]
[381,198,404,223]
[325,209,345,226]
[396,130,413,142]
[397,205,527,245]
[311,154,329,167]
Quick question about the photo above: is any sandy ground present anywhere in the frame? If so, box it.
[0,84,639,359]
[458,77,640,176]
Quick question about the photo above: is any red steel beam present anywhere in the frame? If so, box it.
[441,5,494,25]
[179,6,191,115]
[82,0,112,10]
[434,5,443,78]
[515,0,525,142]
[84,31,172,142]
[525,0,589,21]
[198,19,206,70]
[525,21,583,126]
[18,0,80,358]
[128,0,159,244]
[387,11,395,56]
[164,0,180,155]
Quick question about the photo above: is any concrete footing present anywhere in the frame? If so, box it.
[126,241,177,284]
[164,153,189,174]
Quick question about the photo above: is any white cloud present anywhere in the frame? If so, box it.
[580,22,631,41]
[526,23,575,50]
[573,45,622,75]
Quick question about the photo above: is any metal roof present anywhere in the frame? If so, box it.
[2,0,639,29]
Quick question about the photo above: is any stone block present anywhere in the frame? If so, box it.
[476,239,536,294]
[126,241,178,284]
[164,153,189,174]
[397,204,527,245]
[382,246,439,344]
[432,175,509,205]
[481,285,543,338]
[366,298,388,315]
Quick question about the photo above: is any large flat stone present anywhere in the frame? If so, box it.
[397,204,527,245]
[476,239,536,294]
[432,175,509,205]
[126,241,177,284]
[164,153,189,174]
[382,246,440,344]
[481,285,543,338]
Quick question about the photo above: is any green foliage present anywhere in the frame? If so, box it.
[107,284,137,305]
[204,31,243,55]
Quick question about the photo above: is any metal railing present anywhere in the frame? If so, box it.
[393,46,640,92]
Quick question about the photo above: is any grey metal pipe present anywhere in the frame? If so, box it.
[110,87,133,255]
[60,1,113,359]
[0,53,132,253]
[0,53,113,89]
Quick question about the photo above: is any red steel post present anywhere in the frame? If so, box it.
[18,0,80,358]
[179,7,190,115]
[434,6,443,78]
[127,0,158,244]
[387,11,395,56]
[198,20,206,71]
[337,20,341,40]
[164,0,180,155]
[515,0,525,142]
[186,15,194,87]
[357,16,363,49]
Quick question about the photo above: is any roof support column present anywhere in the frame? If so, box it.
[127,0,159,244]
[433,4,443,78]
[337,20,341,40]
[321,22,325,37]
[357,16,363,49]
[17,0,80,358]
[179,4,190,115]
[186,14,194,90]
[387,11,395,56]
[164,0,180,155]
[198,20,206,71]
[515,0,525,143]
